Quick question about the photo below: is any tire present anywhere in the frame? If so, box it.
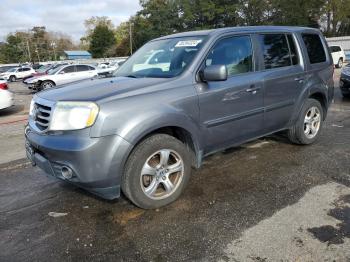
[287,98,324,145]
[337,58,343,68]
[9,75,16,82]
[40,80,55,91]
[122,134,192,209]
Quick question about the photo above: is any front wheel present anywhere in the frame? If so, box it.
[287,99,324,145]
[9,75,16,82]
[40,80,55,91]
[122,134,192,209]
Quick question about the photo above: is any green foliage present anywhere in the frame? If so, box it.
[3,0,350,62]
[0,26,76,64]
[89,24,116,58]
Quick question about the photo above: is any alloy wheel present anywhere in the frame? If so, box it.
[304,106,321,139]
[140,149,184,200]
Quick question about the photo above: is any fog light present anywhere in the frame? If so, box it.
[61,166,73,179]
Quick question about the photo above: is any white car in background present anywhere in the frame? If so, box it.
[24,64,98,91]
[0,67,35,82]
[330,45,346,68]
[97,60,126,76]
[0,80,14,110]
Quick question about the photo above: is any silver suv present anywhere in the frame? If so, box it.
[25,26,334,209]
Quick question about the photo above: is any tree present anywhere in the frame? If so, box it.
[89,25,116,58]
[321,0,350,36]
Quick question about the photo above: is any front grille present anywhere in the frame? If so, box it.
[34,103,52,131]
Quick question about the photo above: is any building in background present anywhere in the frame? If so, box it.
[61,50,92,60]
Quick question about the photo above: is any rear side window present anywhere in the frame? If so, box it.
[258,34,291,69]
[302,34,326,64]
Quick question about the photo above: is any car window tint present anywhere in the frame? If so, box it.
[287,34,299,65]
[206,35,253,76]
[88,66,95,70]
[330,46,341,52]
[302,34,327,64]
[76,65,90,72]
[259,34,291,69]
[62,66,75,73]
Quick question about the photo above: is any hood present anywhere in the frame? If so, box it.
[37,76,170,102]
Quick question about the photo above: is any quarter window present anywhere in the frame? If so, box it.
[302,34,327,64]
[259,34,291,69]
[206,36,253,76]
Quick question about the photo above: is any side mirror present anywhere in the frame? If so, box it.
[201,65,227,82]
[59,71,65,74]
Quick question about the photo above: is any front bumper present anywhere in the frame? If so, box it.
[25,125,133,199]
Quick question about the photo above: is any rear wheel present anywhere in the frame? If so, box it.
[287,99,323,145]
[122,134,192,209]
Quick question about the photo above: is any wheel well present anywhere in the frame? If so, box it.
[138,126,198,168]
[309,92,327,119]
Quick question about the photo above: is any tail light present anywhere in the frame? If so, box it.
[0,82,8,90]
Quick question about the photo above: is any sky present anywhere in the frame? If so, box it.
[0,0,141,42]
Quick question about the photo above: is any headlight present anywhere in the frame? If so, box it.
[49,101,99,131]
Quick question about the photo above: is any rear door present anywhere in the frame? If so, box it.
[196,34,265,152]
[257,33,306,133]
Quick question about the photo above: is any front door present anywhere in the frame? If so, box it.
[196,35,265,152]
[58,65,77,85]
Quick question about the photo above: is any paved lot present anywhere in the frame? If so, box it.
[0,72,350,261]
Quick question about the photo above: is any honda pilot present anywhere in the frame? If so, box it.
[25,26,334,209]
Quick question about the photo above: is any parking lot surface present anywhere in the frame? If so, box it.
[0,73,350,261]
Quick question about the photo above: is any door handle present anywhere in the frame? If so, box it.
[294,77,305,82]
[246,85,261,94]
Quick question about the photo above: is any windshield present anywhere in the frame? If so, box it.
[7,68,17,72]
[115,36,207,78]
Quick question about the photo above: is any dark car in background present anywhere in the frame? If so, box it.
[340,64,350,97]
[26,26,334,209]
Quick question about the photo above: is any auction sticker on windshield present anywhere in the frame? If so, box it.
[175,40,202,47]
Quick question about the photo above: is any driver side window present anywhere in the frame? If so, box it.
[206,35,253,76]
[61,66,75,73]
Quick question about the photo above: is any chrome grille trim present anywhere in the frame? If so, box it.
[29,97,56,133]
[34,102,52,131]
